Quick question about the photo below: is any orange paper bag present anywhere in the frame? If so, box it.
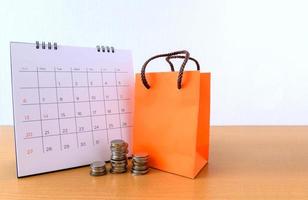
[133,51,211,178]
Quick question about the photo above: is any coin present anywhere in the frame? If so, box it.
[90,171,107,176]
[132,153,149,158]
[111,150,129,154]
[111,156,127,161]
[91,168,106,173]
[90,161,107,176]
[132,153,149,163]
[132,165,148,171]
[131,152,150,176]
[132,160,148,165]
[111,161,127,164]
[110,168,127,174]
[132,158,148,164]
[131,168,150,175]
[91,161,106,168]
[110,140,129,174]
[110,139,127,147]
[111,153,128,158]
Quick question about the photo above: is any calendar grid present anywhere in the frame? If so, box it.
[86,69,95,146]
[36,67,45,152]
[20,98,131,106]
[100,68,110,143]
[22,112,132,123]
[19,70,129,74]
[24,125,133,140]
[18,67,132,152]
[115,70,123,139]
[20,85,129,89]
[54,67,63,150]
[70,68,80,148]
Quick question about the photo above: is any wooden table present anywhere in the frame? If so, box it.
[0,126,308,199]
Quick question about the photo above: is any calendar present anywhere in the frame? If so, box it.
[10,42,134,177]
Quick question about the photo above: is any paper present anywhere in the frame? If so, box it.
[10,42,134,177]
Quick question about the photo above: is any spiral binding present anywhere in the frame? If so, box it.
[35,41,57,50]
[35,41,114,53]
[96,45,115,53]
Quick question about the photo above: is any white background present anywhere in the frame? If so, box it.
[1,0,308,125]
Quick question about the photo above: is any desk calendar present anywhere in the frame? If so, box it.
[10,42,134,177]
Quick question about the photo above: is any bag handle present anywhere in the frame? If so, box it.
[165,55,200,71]
[141,50,190,89]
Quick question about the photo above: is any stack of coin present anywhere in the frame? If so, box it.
[90,161,107,176]
[131,153,150,175]
[110,139,128,174]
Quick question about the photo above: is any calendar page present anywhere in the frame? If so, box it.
[10,42,134,177]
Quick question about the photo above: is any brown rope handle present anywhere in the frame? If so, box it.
[165,55,200,71]
[141,50,190,89]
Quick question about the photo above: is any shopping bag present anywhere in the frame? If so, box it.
[133,50,211,178]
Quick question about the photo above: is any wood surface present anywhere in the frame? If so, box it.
[0,126,307,199]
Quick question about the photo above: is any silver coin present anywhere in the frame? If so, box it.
[90,171,107,176]
[111,146,128,150]
[111,151,128,155]
[132,159,148,165]
[91,169,107,173]
[111,148,128,152]
[111,164,127,168]
[111,156,127,161]
[132,155,148,159]
[111,165,127,169]
[132,160,148,165]
[111,150,128,154]
[132,165,148,171]
[90,161,106,168]
[91,165,107,169]
[111,153,127,157]
[132,163,146,168]
[111,168,127,172]
[111,142,128,147]
[111,151,127,153]
[111,167,127,171]
[111,150,127,153]
[110,139,126,147]
[132,153,149,158]
[112,162,127,167]
[111,156,127,160]
[110,143,128,150]
[111,152,127,156]
[110,159,127,164]
[110,157,127,163]
[110,168,127,174]
[110,163,127,167]
[91,166,106,170]
[111,148,127,152]
[131,168,150,173]
[111,152,128,157]
[90,172,107,176]
[131,168,150,175]
[110,161,127,165]
[91,168,106,173]
[132,156,148,161]
[111,158,127,162]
